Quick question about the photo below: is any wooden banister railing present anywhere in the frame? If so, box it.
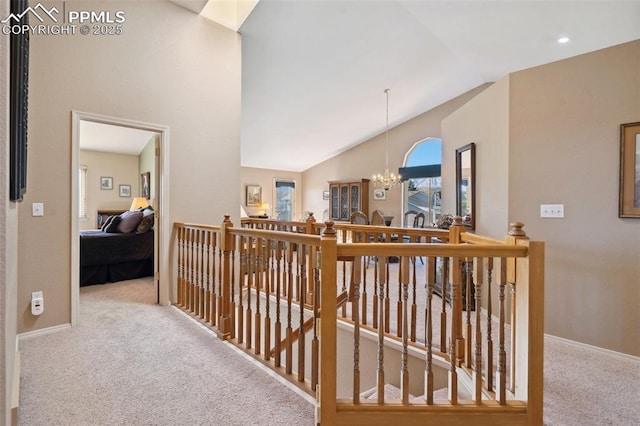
[174,215,544,425]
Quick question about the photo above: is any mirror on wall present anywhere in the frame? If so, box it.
[455,142,476,230]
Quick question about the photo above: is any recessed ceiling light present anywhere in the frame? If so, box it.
[557,36,570,44]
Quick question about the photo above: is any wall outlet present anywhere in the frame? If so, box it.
[31,291,44,316]
[32,202,44,217]
[540,204,564,218]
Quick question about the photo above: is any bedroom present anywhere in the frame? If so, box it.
[78,121,158,289]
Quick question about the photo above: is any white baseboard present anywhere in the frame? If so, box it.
[18,323,71,343]
[479,307,638,361]
[544,333,639,362]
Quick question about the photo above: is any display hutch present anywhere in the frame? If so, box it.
[328,179,369,221]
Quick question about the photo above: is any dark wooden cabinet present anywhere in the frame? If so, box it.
[328,179,369,221]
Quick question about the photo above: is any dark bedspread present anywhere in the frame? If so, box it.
[80,230,154,286]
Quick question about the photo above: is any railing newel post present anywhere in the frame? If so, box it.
[218,214,234,340]
[318,221,338,426]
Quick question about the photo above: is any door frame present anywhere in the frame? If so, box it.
[71,111,171,325]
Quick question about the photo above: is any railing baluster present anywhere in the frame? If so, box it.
[298,243,307,383]
[264,239,272,361]
[177,226,184,307]
[486,257,494,392]
[229,248,235,338]
[254,238,263,356]
[465,257,472,368]
[473,257,484,402]
[204,231,211,323]
[199,229,205,318]
[373,257,379,329]
[274,241,283,368]
[352,256,361,404]
[311,246,320,391]
[286,242,294,375]
[361,249,368,326]
[510,281,516,394]
[400,256,410,404]
[377,255,386,403]
[440,256,448,352]
[237,236,245,344]
[425,268,434,405]
[411,249,417,343]
[496,258,507,405]
[246,237,254,351]
[384,257,391,334]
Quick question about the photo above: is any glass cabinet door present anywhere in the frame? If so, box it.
[330,185,340,219]
[350,184,360,214]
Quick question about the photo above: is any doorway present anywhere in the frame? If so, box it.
[71,111,170,325]
[401,138,442,226]
[273,179,295,221]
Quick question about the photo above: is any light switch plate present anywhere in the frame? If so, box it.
[540,204,564,218]
[32,203,44,217]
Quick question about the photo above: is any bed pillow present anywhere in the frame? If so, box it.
[101,215,115,231]
[135,209,154,234]
[104,215,122,233]
[116,210,144,233]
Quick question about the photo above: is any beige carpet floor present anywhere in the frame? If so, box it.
[18,277,315,425]
[18,277,639,425]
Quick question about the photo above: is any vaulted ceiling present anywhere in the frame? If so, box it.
[180,1,640,172]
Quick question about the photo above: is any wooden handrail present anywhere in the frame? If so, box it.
[174,215,544,426]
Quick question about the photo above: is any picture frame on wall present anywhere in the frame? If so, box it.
[141,172,150,199]
[100,176,113,190]
[619,122,640,218]
[246,185,262,206]
[119,184,131,197]
[373,188,386,200]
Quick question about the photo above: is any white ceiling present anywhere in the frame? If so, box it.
[79,121,156,156]
[238,0,640,172]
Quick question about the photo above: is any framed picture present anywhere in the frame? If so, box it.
[619,122,640,218]
[373,188,386,200]
[100,176,113,190]
[141,172,150,199]
[119,184,131,197]
[323,190,329,200]
[246,185,262,206]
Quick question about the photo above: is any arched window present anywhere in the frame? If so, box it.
[400,138,442,226]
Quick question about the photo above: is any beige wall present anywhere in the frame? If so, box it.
[18,1,241,333]
[1,0,18,420]
[508,40,640,356]
[302,85,491,225]
[241,167,302,220]
[442,76,510,238]
[79,150,140,230]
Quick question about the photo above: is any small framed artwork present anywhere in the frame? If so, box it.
[246,185,262,206]
[100,176,113,190]
[119,184,131,197]
[619,122,640,218]
[323,190,329,200]
[141,172,150,199]
[373,188,386,200]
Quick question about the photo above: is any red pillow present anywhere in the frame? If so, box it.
[116,210,144,233]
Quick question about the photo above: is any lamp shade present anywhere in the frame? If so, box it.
[130,197,149,211]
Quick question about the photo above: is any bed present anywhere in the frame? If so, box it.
[80,208,155,286]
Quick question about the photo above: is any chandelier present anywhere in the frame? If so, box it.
[372,89,401,191]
